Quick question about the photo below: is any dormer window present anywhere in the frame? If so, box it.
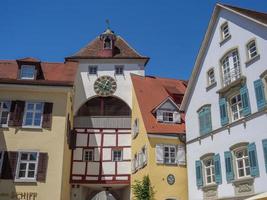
[104,37,112,49]
[163,111,174,122]
[20,65,35,80]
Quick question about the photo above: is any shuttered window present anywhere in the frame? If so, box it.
[198,105,212,135]
[15,152,39,181]
[9,101,25,126]
[254,79,266,110]
[176,145,186,165]
[23,102,44,128]
[247,143,259,177]
[219,98,229,126]
[224,151,234,183]
[240,85,251,116]
[195,160,203,187]
[214,154,222,184]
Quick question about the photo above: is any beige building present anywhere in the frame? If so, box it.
[0,57,78,200]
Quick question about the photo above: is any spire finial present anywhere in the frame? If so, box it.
[105,19,110,30]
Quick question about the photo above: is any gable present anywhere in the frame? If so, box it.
[157,99,179,111]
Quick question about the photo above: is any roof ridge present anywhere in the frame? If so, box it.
[117,35,144,57]
[221,3,267,15]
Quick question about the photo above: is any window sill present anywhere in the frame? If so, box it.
[202,183,218,191]
[245,54,260,67]
[14,178,37,183]
[216,76,246,94]
[206,82,217,91]
[21,126,42,130]
[232,176,254,185]
[219,35,231,46]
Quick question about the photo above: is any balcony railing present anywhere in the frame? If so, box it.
[223,67,241,87]
[74,116,131,129]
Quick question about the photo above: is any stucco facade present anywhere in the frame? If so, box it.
[181,4,267,200]
[0,85,74,200]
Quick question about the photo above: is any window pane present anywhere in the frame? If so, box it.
[28,163,36,170]
[27,103,34,110]
[28,171,35,178]
[29,153,37,161]
[21,154,28,160]
[19,163,27,170]
[19,171,26,178]
[36,103,43,111]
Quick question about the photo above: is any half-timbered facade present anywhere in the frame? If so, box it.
[67,28,149,200]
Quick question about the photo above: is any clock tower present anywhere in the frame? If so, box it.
[65,28,149,200]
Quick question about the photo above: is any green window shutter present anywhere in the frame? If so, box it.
[198,109,205,135]
[219,98,229,126]
[204,106,212,133]
[195,160,203,187]
[224,151,234,182]
[248,143,259,177]
[262,139,267,173]
[254,79,266,111]
[240,85,251,116]
[214,154,222,184]
[199,106,212,135]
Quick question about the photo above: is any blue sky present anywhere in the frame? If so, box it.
[1,0,267,80]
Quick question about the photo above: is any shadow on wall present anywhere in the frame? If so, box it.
[0,128,17,200]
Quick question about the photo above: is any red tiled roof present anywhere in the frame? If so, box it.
[222,4,267,25]
[67,35,149,60]
[131,74,187,134]
[0,58,78,86]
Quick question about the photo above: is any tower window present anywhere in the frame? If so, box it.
[104,37,112,49]
[115,65,124,75]
[88,66,98,75]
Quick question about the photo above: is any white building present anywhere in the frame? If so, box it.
[66,28,149,200]
[181,4,267,200]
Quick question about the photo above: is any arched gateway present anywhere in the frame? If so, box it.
[67,28,148,200]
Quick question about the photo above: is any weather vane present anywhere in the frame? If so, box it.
[105,19,110,29]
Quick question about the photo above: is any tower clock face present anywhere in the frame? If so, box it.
[94,76,117,97]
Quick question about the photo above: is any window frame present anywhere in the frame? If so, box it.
[88,65,98,75]
[20,65,36,80]
[233,146,251,179]
[15,151,39,182]
[229,92,243,122]
[246,39,258,60]
[0,101,11,127]
[84,149,94,162]
[220,22,230,41]
[115,65,124,75]
[220,49,241,87]
[112,149,123,162]
[163,145,176,165]
[162,111,174,123]
[207,68,216,86]
[203,157,216,185]
[22,102,44,128]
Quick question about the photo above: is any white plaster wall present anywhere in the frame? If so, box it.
[123,147,131,160]
[72,162,86,174]
[76,134,88,147]
[87,162,99,175]
[118,134,131,146]
[185,8,267,200]
[103,134,116,146]
[74,59,145,113]
[94,147,100,161]
[73,148,83,160]
[89,134,101,146]
[102,162,115,175]
[117,162,131,174]
[103,148,112,161]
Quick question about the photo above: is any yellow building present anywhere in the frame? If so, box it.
[131,74,188,200]
[0,57,77,200]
